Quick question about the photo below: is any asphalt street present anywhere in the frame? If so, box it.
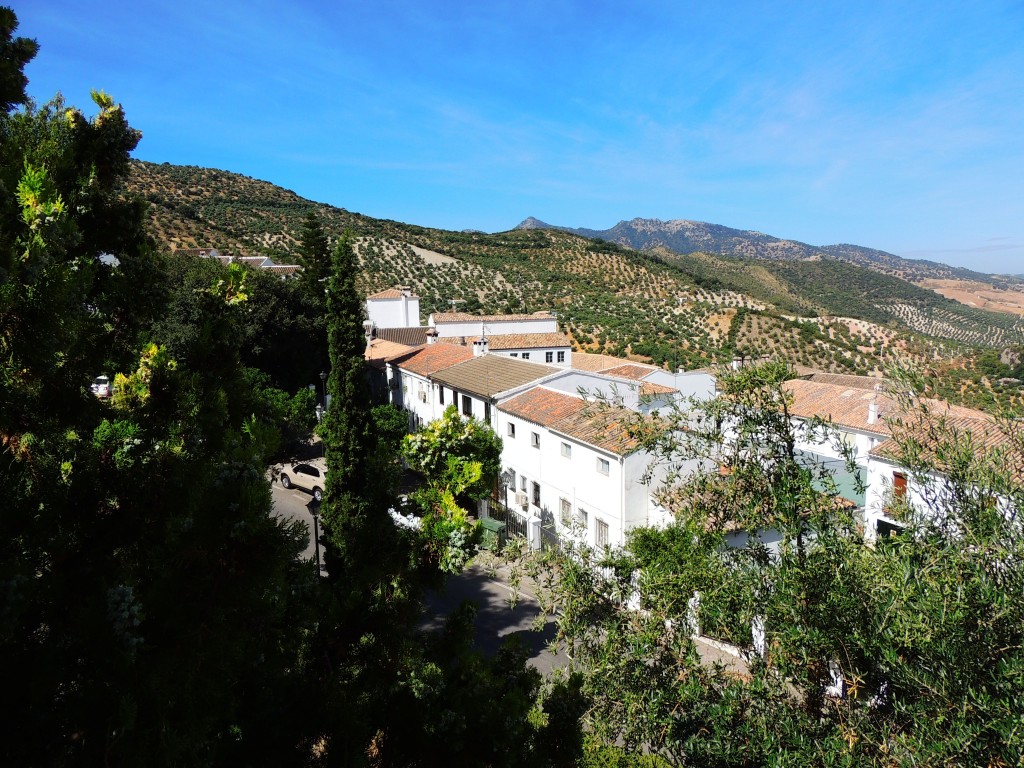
[420,562,566,676]
[270,480,564,673]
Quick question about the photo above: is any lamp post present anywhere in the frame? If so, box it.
[499,469,514,511]
[307,498,322,576]
[319,371,327,408]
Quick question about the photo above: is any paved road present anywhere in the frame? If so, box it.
[271,481,324,571]
[420,562,566,676]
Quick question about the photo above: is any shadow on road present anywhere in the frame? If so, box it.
[419,563,563,675]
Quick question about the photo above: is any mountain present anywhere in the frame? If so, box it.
[513,216,997,283]
[124,160,1024,410]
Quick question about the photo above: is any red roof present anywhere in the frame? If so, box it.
[500,387,642,456]
[390,344,473,376]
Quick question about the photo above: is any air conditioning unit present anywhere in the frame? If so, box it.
[514,492,528,508]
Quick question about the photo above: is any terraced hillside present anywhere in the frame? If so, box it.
[124,160,1024,389]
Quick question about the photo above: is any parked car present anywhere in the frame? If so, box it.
[279,459,327,502]
[91,375,112,399]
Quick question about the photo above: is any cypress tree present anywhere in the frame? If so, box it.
[319,232,399,588]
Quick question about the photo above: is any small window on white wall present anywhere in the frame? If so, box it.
[557,351,565,363]
[561,442,571,458]
[507,422,516,438]
[545,351,554,363]
[597,519,609,548]
[531,432,540,448]
[559,498,571,526]
[577,508,589,534]
[522,352,530,360]
[597,457,610,475]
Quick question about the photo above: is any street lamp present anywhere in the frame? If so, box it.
[319,371,327,408]
[307,498,322,576]
[499,469,514,510]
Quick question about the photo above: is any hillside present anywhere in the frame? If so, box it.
[124,160,1024,407]
[516,215,1008,284]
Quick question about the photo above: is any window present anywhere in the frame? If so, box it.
[462,394,472,417]
[520,475,527,492]
[522,352,530,360]
[531,432,540,449]
[510,352,519,358]
[577,508,589,534]
[507,422,516,438]
[597,519,609,548]
[597,457,610,475]
[545,351,554,363]
[560,498,572,526]
[508,469,516,489]
[532,481,540,507]
[439,386,445,405]
[893,472,907,499]
[561,442,571,458]
[557,351,565,363]
[484,401,491,422]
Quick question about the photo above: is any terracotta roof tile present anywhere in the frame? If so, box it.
[639,381,677,396]
[365,338,416,368]
[784,379,893,436]
[459,332,571,350]
[390,344,474,376]
[376,327,430,346]
[500,387,642,456]
[602,363,661,381]
[571,352,642,373]
[368,288,412,299]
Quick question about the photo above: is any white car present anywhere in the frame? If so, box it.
[279,459,327,502]
[91,375,112,399]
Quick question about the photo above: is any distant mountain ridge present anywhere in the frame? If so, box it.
[514,216,996,284]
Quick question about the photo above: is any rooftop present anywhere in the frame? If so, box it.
[601,363,661,381]
[430,355,556,397]
[376,326,430,347]
[430,311,555,324]
[367,288,416,300]
[390,344,474,377]
[500,387,642,456]
[438,332,572,350]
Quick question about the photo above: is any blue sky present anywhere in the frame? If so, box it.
[16,0,1024,273]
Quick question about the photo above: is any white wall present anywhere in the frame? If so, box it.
[497,347,571,367]
[367,294,421,329]
[494,407,666,549]
[430,316,558,337]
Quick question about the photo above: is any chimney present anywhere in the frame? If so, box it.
[426,328,438,345]
[473,323,489,357]
[867,384,881,424]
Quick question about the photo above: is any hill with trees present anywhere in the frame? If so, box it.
[126,160,1024,410]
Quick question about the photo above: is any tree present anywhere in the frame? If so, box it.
[402,405,503,572]
[297,209,330,290]
[0,6,36,112]
[0,23,316,763]
[530,361,1024,766]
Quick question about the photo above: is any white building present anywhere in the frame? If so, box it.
[386,343,475,430]
[428,311,559,338]
[496,384,687,549]
[366,287,421,329]
[440,332,574,367]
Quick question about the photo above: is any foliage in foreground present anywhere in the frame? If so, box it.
[525,361,1024,766]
